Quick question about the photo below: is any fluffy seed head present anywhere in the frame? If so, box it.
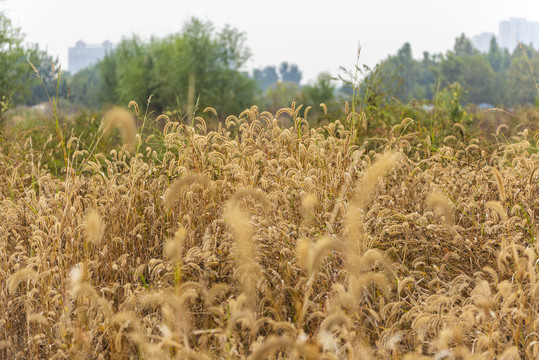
[296,237,311,270]
[8,268,38,295]
[491,167,506,202]
[69,264,84,293]
[427,192,455,227]
[164,226,186,260]
[164,173,210,210]
[103,106,137,150]
[485,201,508,221]
[84,208,104,245]
[357,151,399,210]
[301,193,317,225]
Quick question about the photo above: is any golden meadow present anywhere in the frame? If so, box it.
[1,98,539,359]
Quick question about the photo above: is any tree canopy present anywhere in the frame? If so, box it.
[373,34,539,106]
[68,18,258,118]
[3,10,539,128]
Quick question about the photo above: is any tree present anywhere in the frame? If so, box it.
[460,55,495,104]
[68,64,102,108]
[397,43,412,63]
[63,17,258,117]
[485,37,512,104]
[440,35,496,104]
[340,35,538,107]
[279,62,302,83]
[417,51,438,99]
[147,34,184,110]
[374,43,428,102]
[217,24,251,69]
[453,33,476,57]
[171,18,256,116]
[507,55,539,105]
[265,81,301,113]
[98,53,118,105]
[440,53,495,104]
[253,66,278,91]
[114,36,154,107]
[302,72,335,106]
[487,36,502,72]
[0,12,34,125]
[19,45,65,106]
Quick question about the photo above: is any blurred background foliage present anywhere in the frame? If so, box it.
[1,12,539,161]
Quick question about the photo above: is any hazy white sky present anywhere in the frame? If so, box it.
[2,0,539,82]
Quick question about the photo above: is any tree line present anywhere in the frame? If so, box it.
[0,12,336,122]
[2,9,539,128]
[67,18,336,118]
[374,34,539,107]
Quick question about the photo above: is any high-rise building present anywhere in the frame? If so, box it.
[68,40,114,74]
[498,18,539,51]
[472,32,497,53]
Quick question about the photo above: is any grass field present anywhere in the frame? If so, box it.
[1,102,538,359]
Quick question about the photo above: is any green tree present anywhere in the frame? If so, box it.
[302,72,335,106]
[114,36,154,107]
[507,55,539,105]
[148,18,257,116]
[373,43,421,102]
[417,51,438,99]
[397,43,412,63]
[19,45,65,106]
[485,36,510,104]
[487,36,502,72]
[279,62,302,83]
[0,12,34,124]
[440,35,496,104]
[200,23,257,116]
[265,81,301,113]
[345,34,539,107]
[253,66,278,91]
[441,53,496,104]
[147,34,184,110]
[68,64,102,108]
[453,33,476,57]
[98,53,118,105]
[460,55,496,104]
[65,18,258,115]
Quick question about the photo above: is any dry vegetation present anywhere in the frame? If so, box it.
[1,103,538,359]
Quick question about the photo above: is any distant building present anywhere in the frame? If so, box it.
[498,18,539,51]
[472,32,497,53]
[472,18,539,53]
[68,40,114,74]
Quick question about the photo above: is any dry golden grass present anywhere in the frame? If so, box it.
[103,106,138,151]
[0,105,538,359]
